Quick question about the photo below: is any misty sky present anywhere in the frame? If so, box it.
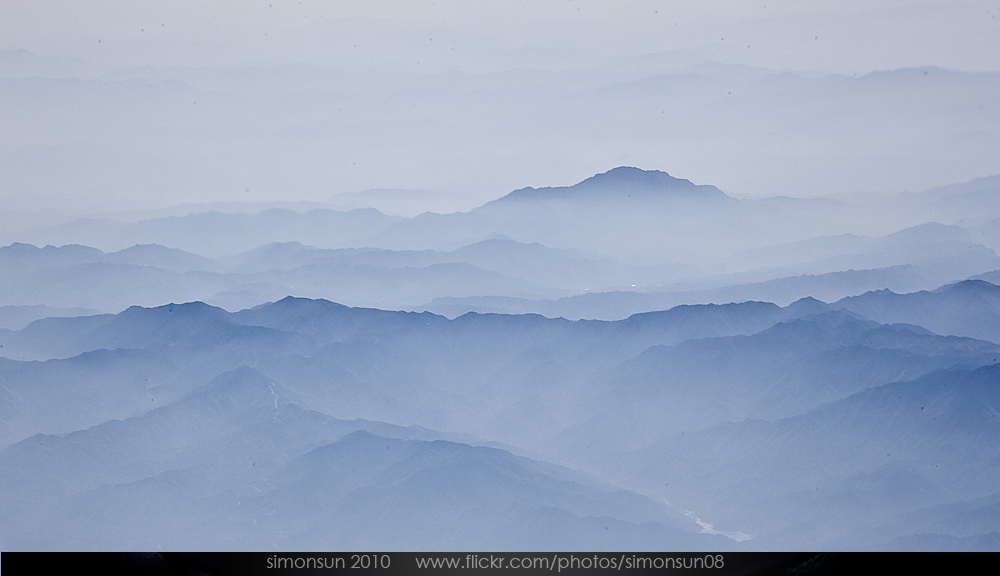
[7,1,999,73]
[1,0,999,213]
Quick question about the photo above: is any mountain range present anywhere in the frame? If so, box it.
[2,167,998,318]
[1,164,998,550]
[2,277,999,549]
[3,26,1000,554]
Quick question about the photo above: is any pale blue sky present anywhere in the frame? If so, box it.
[1,1,998,212]
[5,1,998,73]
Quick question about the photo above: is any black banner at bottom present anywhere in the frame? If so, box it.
[0,552,984,575]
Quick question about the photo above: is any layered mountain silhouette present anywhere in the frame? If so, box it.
[5,168,998,319]
[1,167,999,550]
[2,281,999,549]
[620,364,1000,549]
[834,279,1000,343]
[0,366,725,551]
[4,40,1000,553]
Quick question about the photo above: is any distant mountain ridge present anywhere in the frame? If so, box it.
[5,168,997,287]
[833,279,1000,343]
[491,167,729,203]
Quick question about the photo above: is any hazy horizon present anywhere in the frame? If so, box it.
[2,1,999,554]
[2,0,999,216]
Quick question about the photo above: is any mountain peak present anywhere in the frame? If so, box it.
[578,166,688,188]
[491,166,728,203]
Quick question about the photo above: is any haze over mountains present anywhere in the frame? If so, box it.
[2,285,999,550]
[3,165,999,550]
[3,3,1000,551]
[3,46,998,211]
[2,166,998,321]
[1,164,999,551]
